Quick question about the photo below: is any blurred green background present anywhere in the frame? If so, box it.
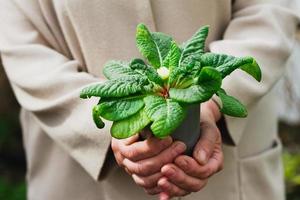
[0,62,299,200]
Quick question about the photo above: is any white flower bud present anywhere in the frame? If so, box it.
[157,67,170,80]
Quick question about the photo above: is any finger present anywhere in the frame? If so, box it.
[161,164,207,192]
[113,151,124,167]
[111,135,139,153]
[132,172,163,188]
[120,134,140,145]
[159,192,170,200]
[158,177,190,198]
[124,167,132,175]
[120,136,173,161]
[144,187,162,195]
[123,141,186,176]
[193,122,220,165]
[200,148,224,178]
[175,147,224,179]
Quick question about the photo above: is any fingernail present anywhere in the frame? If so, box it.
[158,177,168,187]
[165,167,175,177]
[175,142,186,153]
[159,192,169,200]
[198,150,207,165]
[180,159,188,168]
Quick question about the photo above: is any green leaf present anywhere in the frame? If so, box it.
[144,95,185,138]
[130,58,164,86]
[240,59,262,82]
[136,24,172,68]
[111,109,151,139]
[216,89,247,117]
[103,60,139,80]
[200,53,261,81]
[162,41,182,69]
[136,24,160,68]
[168,55,202,88]
[198,67,222,85]
[92,105,105,128]
[169,67,221,103]
[179,25,209,66]
[97,96,145,121]
[80,76,149,98]
[151,32,173,62]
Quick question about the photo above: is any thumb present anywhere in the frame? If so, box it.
[193,121,220,165]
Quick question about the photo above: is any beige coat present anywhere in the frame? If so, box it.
[0,0,298,200]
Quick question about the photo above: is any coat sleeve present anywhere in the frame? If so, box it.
[210,0,299,145]
[0,0,111,180]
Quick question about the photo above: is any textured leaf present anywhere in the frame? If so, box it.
[240,59,262,81]
[151,32,173,62]
[169,67,221,103]
[130,58,164,86]
[162,41,182,69]
[136,24,172,68]
[111,109,151,139]
[97,96,145,121]
[200,53,261,81]
[80,76,149,98]
[92,105,105,128]
[136,24,160,67]
[179,25,209,66]
[198,67,222,85]
[216,89,247,117]
[168,55,201,88]
[103,60,139,80]
[144,95,185,138]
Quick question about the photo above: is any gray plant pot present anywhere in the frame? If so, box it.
[171,104,201,155]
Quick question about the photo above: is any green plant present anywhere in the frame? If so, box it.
[284,152,300,187]
[80,24,261,139]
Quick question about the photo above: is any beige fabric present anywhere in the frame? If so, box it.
[0,0,298,200]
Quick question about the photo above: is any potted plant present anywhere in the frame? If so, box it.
[80,23,261,154]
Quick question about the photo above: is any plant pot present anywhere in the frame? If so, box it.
[171,104,201,155]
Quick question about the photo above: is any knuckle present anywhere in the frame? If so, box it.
[203,167,213,178]
[205,165,219,178]
[135,162,153,176]
[124,149,138,160]
[114,153,124,167]
[170,143,185,157]
[134,163,145,175]
[147,145,160,155]
[111,141,118,152]
[175,157,191,172]
[176,174,186,186]
[203,139,215,151]
[160,137,172,148]
[191,181,205,192]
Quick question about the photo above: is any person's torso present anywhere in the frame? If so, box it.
[20,0,282,199]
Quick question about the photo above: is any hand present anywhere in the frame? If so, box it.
[158,100,224,200]
[111,130,186,195]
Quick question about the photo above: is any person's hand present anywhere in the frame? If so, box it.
[111,132,186,195]
[158,100,224,200]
